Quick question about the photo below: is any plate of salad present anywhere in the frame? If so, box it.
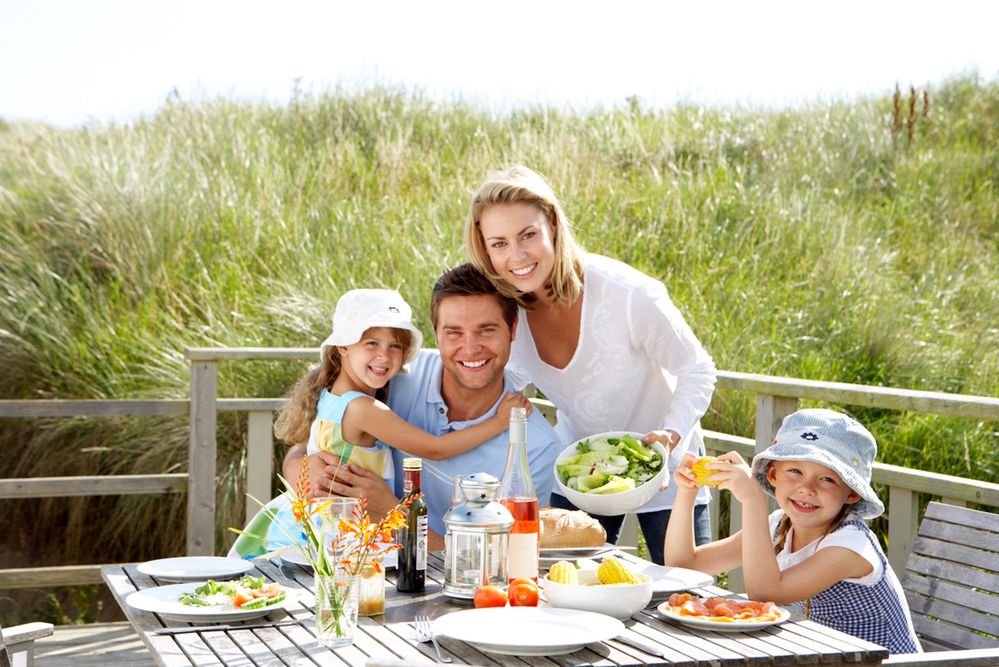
[126,576,294,622]
[553,432,669,516]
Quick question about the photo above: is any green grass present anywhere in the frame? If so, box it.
[0,78,996,604]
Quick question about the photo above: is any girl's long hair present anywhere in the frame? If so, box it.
[274,329,413,445]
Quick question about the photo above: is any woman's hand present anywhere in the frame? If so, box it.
[643,429,681,451]
[496,392,534,422]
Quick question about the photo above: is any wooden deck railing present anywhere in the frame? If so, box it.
[1,347,997,589]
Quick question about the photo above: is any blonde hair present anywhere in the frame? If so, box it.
[274,328,413,445]
[464,165,584,308]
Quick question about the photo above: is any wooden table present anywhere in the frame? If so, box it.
[102,551,890,666]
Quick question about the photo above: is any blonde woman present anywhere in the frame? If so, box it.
[464,165,716,564]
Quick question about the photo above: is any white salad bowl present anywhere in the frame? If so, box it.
[553,431,669,516]
[543,567,653,620]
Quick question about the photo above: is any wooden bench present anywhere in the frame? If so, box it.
[884,501,999,665]
[0,621,54,667]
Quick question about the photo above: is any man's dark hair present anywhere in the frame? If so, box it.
[430,263,518,331]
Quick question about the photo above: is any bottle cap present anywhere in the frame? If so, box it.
[403,457,422,470]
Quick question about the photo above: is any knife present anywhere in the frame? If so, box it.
[611,634,668,658]
[154,619,299,635]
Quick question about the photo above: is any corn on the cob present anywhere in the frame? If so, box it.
[548,560,579,585]
[691,456,722,487]
[597,556,642,585]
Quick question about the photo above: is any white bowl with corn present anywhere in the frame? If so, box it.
[543,556,653,620]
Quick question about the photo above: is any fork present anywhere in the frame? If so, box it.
[414,614,451,663]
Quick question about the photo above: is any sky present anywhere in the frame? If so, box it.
[2,0,998,128]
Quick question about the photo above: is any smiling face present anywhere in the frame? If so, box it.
[478,201,557,298]
[338,327,405,393]
[434,293,515,395]
[767,460,861,535]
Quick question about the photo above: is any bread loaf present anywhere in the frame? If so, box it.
[539,507,606,548]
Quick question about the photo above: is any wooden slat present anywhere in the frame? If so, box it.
[906,553,999,595]
[245,411,273,522]
[717,370,999,420]
[0,564,105,588]
[924,500,999,531]
[905,576,999,617]
[888,486,919,577]
[0,474,187,499]
[754,395,798,455]
[186,348,317,362]
[874,464,999,505]
[187,361,218,556]
[917,518,999,555]
[0,399,188,417]
[909,536,999,574]
[882,647,999,666]
[906,589,999,639]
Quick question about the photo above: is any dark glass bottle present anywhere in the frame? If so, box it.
[396,457,428,592]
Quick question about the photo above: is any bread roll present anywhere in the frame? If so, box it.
[540,507,607,548]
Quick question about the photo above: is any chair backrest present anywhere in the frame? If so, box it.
[902,501,999,651]
[0,620,12,667]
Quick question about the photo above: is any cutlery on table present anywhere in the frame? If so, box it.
[611,634,668,658]
[267,556,295,582]
[414,614,452,663]
[154,619,299,635]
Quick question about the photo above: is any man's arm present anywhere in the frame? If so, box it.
[282,443,339,497]
[328,463,444,550]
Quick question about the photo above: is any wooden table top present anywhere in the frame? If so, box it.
[102,551,889,667]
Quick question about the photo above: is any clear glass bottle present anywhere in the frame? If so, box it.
[498,407,539,582]
[396,457,427,592]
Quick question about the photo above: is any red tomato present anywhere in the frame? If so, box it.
[473,584,508,608]
[508,581,539,607]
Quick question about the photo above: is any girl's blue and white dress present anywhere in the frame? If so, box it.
[769,510,921,654]
[228,390,394,558]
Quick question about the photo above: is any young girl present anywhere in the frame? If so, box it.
[230,288,530,557]
[664,409,921,654]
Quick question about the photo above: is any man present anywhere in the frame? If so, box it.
[282,263,560,548]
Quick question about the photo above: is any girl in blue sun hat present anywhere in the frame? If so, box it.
[664,409,921,654]
[230,288,532,558]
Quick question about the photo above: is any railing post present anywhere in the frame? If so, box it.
[188,360,218,556]
[246,411,274,522]
[887,486,919,578]
[755,395,798,454]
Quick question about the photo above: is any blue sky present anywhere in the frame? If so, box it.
[3,0,997,127]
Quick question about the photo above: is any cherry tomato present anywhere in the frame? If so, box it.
[508,581,539,607]
[473,584,508,608]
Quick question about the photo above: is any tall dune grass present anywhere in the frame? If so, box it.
[1,78,996,599]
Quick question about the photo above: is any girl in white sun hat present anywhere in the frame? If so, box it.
[664,409,921,654]
[231,288,531,558]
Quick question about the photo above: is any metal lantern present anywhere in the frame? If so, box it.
[442,472,514,599]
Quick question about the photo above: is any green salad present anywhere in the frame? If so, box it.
[179,575,286,609]
[557,434,663,494]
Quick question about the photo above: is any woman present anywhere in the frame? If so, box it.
[463,165,716,564]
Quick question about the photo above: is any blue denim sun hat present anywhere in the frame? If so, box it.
[750,408,885,519]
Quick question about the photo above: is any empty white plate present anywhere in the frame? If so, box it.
[137,557,254,583]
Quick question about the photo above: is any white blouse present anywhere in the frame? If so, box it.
[507,253,716,512]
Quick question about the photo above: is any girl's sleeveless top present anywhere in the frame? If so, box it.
[778,517,921,654]
[307,389,393,482]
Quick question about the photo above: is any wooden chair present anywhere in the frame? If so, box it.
[0,621,54,667]
[883,501,999,665]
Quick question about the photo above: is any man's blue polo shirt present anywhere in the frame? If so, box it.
[386,349,560,536]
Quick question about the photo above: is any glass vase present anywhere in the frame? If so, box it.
[314,569,360,648]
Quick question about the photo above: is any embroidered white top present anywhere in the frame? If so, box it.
[506,253,716,512]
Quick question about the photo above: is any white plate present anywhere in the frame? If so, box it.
[126,582,296,623]
[137,557,254,583]
[627,562,715,595]
[433,607,624,656]
[539,544,621,562]
[656,600,790,631]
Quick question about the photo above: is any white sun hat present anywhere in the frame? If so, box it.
[320,289,423,365]
[750,408,885,519]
